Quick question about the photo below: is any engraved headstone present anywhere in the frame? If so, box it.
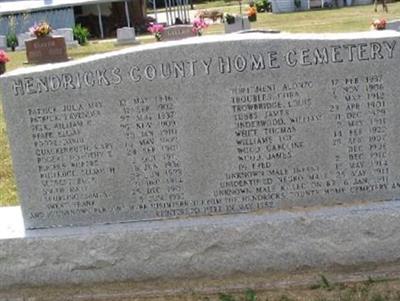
[160,25,195,41]
[2,31,400,229]
[25,36,68,64]
[116,27,139,45]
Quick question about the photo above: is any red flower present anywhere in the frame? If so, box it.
[372,18,386,30]
[0,50,10,64]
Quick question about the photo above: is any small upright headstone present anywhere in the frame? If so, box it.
[160,25,196,41]
[16,32,32,50]
[25,36,68,64]
[224,16,251,33]
[386,20,400,31]
[53,28,79,48]
[0,35,6,50]
[116,27,139,45]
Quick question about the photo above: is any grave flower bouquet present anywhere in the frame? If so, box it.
[0,50,10,64]
[192,18,208,36]
[148,23,165,41]
[372,18,386,30]
[0,50,10,75]
[247,6,257,22]
[30,21,52,38]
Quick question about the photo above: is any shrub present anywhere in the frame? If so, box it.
[73,24,90,45]
[6,33,17,49]
[255,0,269,12]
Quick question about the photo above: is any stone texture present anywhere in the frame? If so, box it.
[25,35,68,64]
[2,31,400,229]
[160,25,195,41]
[1,201,400,290]
[224,16,251,33]
[116,27,139,45]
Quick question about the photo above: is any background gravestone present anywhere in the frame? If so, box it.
[16,32,31,50]
[116,27,139,45]
[25,36,68,64]
[386,20,400,31]
[160,25,196,41]
[52,28,79,48]
[0,35,6,50]
[224,16,251,33]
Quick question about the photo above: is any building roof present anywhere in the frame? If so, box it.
[0,0,125,15]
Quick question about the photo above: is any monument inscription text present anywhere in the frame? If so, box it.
[2,33,400,228]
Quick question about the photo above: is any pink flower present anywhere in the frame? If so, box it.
[0,50,10,64]
[372,18,386,30]
[192,18,208,34]
[147,23,165,34]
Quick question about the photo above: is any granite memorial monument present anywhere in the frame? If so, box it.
[1,31,400,299]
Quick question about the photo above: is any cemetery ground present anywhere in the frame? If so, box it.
[11,273,400,300]
[2,3,400,300]
[128,278,400,301]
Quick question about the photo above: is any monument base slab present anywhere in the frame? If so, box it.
[1,201,400,294]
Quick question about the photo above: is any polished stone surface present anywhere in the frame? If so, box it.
[2,31,400,229]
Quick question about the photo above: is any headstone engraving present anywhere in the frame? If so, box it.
[2,32,400,229]
[160,25,195,41]
[25,35,68,64]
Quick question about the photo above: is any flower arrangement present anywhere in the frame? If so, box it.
[247,6,257,21]
[372,18,387,30]
[147,23,165,41]
[224,13,236,24]
[0,50,10,64]
[192,18,208,36]
[30,22,52,38]
[0,50,10,75]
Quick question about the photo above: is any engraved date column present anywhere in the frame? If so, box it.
[366,74,389,188]
[156,95,185,205]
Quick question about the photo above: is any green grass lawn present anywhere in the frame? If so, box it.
[204,2,400,34]
[1,3,400,206]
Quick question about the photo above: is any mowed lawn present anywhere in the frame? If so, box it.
[1,2,400,206]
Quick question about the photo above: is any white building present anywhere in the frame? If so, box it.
[0,0,145,38]
[270,0,372,13]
